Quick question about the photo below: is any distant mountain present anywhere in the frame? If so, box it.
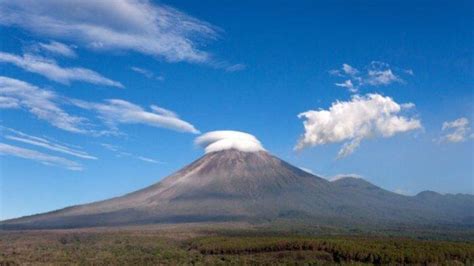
[2,149,473,229]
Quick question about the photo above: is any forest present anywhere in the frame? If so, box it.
[1,227,473,265]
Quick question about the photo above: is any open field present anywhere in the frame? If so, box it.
[1,223,473,265]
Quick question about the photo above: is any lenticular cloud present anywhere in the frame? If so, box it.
[0,0,217,63]
[195,130,265,154]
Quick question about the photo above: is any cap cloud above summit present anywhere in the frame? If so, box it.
[195,130,265,154]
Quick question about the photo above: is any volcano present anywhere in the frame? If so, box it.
[2,147,473,230]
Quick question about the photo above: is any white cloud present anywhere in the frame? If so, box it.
[136,156,161,164]
[443,117,469,130]
[404,69,414,76]
[337,138,361,159]
[366,69,400,86]
[440,117,471,143]
[0,0,218,63]
[394,188,412,196]
[131,66,153,78]
[150,105,178,118]
[335,80,357,93]
[0,96,20,108]
[130,66,164,80]
[3,127,96,159]
[38,41,76,58]
[0,76,198,135]
[298,167,315,174]
[0,52,123,87]
[101,143,120,152]
[329,174,363,182]
[0,142,82,170]
[225,64,246,72]
[195,130,265,154]
[295,93,422,158]
[342,63,359,76]
[330,61,405,93]
[72,99,199,134]
[0,76,87,133]
[101,143,161,164]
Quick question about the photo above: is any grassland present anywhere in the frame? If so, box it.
[1,223,473,265]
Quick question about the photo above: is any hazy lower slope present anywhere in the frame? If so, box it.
[2,149,473,229]
[328,177,473,225]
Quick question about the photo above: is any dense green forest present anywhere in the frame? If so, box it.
[1,228,473,265]
[192,236,473,264]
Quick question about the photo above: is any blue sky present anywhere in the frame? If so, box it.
[0,0,472,220]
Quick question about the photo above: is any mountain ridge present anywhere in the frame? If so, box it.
[2,149,473,230]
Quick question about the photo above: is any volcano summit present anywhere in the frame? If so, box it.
[2,131,473,229]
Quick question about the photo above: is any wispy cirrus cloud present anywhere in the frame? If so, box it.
[0,76,87,133]
[72,99,200,134]
[225,64,246,72]
[0,76,199,135]
[439,117,472,143]
[101,143,162,164]
[136,156,161,164]
[335,79,356,93]
[0,52,123,87]
[0,142,82,170]
[3,127,97,160]
[130,66,164,81]
[0,0,218,64]
[330,61,408,93]
[37,41,76,58]
[0,96,20,108]
[295,93,422,158]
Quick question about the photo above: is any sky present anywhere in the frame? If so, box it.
[0,0,473,220]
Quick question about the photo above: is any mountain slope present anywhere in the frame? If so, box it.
[2,149,473,229]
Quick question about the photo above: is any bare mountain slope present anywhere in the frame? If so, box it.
[2,149,473,229]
